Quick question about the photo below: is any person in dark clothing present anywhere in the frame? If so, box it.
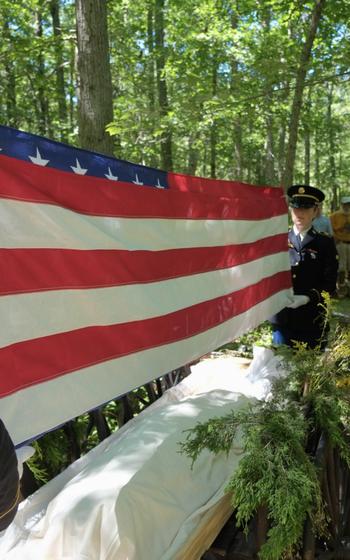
[270,184,338,349]
[0,419,20,532]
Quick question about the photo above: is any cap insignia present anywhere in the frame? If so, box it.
[298,187,305,194]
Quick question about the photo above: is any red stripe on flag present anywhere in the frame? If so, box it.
[0,234,288,295]
[0,271,291,397]
[169,171,284,198]
[0,155,287,220]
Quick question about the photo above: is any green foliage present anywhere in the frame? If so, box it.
[180,397,327,559]
[180,320,350,559]
[227,405,325,560]
[27,429,70,484]
[219,321,273,357]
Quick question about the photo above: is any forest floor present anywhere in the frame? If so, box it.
[331,292,350,332]
[334,293,350,315]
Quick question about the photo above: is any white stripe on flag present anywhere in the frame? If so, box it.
[4,291,291,446]
[2,199,287,250]
[1,252,290,347]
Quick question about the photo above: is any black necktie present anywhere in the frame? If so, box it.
[296,233,302,251]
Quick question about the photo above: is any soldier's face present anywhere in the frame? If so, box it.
[290,206,317,232]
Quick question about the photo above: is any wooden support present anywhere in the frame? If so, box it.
[173,494,233,560]
[63,420,81,463]
[302,516,315,560]
[145,381,158,403]
[327,444,340,538]
[209,513,240,557]
[302,431,326,558]
[255,504,268,552]
[342,466,350,536]
[20,463,40,499]
[155,378,163,397]
[89,408,111,441]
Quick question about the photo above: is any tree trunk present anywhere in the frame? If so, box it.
[187,131,199,175]
[304,90,311,184]
[230,9,244,180]
[314,131,321,185]
[154,0,173,171]
[233,119,244,180]
[75,0,115,155]
[35,9,50,136]
[147,1,156,116]
[276,80,291,184]
[210,127,216,179]
[282,0,326,190]
[3,19,17,127]
[327,85,337,190]
[265,105,275,184]
[145,0,158,167]
[262,7,276,185]
[210,59,218,179]
[69,40,76,137]
[277,120,286,184]
[304,129,310,185]
[50,0,68,141]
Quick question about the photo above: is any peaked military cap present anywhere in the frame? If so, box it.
[287,184,325,208]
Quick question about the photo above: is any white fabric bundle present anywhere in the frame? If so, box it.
[0,349,286,560]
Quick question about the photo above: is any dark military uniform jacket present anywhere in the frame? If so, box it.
[0,419,19,531]
[270,226,338,338]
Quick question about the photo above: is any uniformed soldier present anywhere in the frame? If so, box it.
[270,184,338,349]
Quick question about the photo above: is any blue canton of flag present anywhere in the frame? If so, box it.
[0,125,168,189]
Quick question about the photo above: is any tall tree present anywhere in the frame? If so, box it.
[50,0,68,141]
[210,58,218,178]
[75,0,114,155]
[230,8,244,180]
[303,89,311,184]
[35,7,50,136]
[154,0,173,170]
[2,18,17,127]
[326,85,337,191]
[282,0,326,190]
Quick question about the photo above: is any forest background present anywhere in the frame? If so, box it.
[1,0,350,212]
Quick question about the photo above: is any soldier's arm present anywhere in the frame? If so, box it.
[0,419,20,531]
[320,236,339,295]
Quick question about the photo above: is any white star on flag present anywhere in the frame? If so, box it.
[155,179,165,189]
[29,148,49,166]
[105,167,119,181]
[132,174,143,185]
[71,159,87,175]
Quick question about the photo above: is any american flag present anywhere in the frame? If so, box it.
[0,125,292,445]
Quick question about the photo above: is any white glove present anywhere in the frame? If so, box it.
[15,446,35,479]
[287,295,310,309]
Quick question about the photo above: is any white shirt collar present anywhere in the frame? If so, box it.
[293,225,311,240]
